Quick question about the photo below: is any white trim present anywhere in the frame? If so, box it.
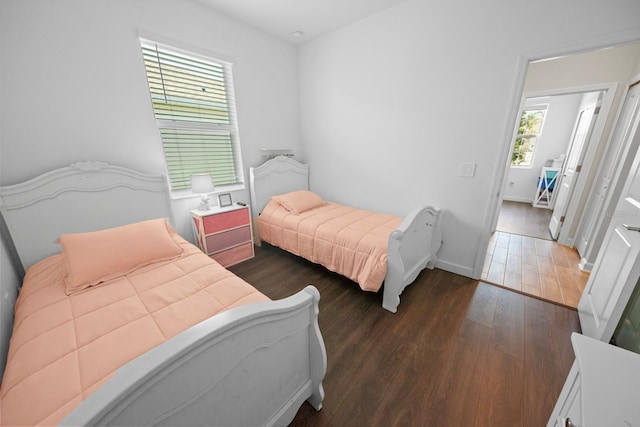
[579,257,594,272]
[556,83,618,245]
[435,260,475,279]
[168,183,245,200]
[576,72,640,266]
[474,54,529,280]
[137,30,235,64]
[503,196,532,204]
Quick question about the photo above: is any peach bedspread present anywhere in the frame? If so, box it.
[0,236,269,426]
[259,200,402,292]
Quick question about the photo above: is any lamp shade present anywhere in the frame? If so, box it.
[191,174,215,194]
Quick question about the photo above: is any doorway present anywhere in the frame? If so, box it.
[481,49,635,307]
[485,200,589,308]
[495,200,552,240]
[483,88,609,308]
[476,42,640,309]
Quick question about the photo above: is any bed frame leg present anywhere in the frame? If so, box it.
[304,285,327,411]
[382,284,400,313]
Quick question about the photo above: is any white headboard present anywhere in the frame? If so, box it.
[0,161,173,270]
[249,156,309,220]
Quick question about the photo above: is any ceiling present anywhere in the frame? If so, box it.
[196,0,409,44]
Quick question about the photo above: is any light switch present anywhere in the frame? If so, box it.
[458,162,477,178]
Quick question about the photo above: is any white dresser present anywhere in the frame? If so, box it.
[548,332,640,426]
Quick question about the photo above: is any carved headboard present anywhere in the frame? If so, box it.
[0,161,173,270]
[249,156,310,221]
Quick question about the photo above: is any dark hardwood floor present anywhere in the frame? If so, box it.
[229,244,581,427]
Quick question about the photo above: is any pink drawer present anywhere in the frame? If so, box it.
[203,208,249,234]
[205,226,251,254]
[210,242,254,267]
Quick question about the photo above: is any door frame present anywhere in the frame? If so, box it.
[472,32,640,280]
[552,85,616,246]
[491,83,615,241]
[549,99,599,240]
[577,77,640,271]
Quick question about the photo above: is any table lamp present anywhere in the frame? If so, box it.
[191,173,215,210]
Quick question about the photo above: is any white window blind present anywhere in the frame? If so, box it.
[140,39,243,191]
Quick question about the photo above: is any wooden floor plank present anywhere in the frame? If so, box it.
[465,281,499,327]
[230,244,580,426]
[473,347,524,427]
[424,319,492,426]
[490,289,525,359]
[523,298,581,427]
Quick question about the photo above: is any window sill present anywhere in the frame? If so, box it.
[169,183,246,200]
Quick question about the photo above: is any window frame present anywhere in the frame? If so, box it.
[511,104,548,169]
[139,38,245,197]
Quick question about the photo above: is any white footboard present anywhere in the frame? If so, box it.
[384,206,442,313]
[60,286,326,427]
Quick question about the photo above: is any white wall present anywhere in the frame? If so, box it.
[504,94,582,202]
[0,0,301,240]
[3,0,640,282]
[298,0,640,277]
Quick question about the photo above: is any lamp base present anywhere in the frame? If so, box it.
[199,195,212,211]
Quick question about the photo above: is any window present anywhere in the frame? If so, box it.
[140,39,243,192]
[511,105,547,167]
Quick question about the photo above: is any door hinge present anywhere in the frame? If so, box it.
[560,216,565,223]
[594,106,600,114]
[576,165,582,173]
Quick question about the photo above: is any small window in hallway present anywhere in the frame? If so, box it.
[511,105,547,167]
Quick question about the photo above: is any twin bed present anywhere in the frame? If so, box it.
[0,162,326,426]
[0,157,441,426]
[249,156,442,313]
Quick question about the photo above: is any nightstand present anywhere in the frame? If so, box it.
[191,205,254,267]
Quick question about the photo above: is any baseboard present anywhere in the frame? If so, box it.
[435,260,475,279]
[502,197,532,204]
[579,258,593,272]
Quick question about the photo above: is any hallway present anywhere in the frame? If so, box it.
[482,202,590,308]
[495,200,553,240]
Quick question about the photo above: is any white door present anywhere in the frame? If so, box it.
[576,83,640,263]
[578,110,640,341]
[549,102,598,239]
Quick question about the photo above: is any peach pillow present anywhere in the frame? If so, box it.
[272,190,326,214]
[60,218,183,295]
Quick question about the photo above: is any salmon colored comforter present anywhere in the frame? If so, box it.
[0,236,268,426]
[259,200,402,292]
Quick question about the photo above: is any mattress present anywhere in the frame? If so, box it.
[0,234,269,426]
[258,199,402,292]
